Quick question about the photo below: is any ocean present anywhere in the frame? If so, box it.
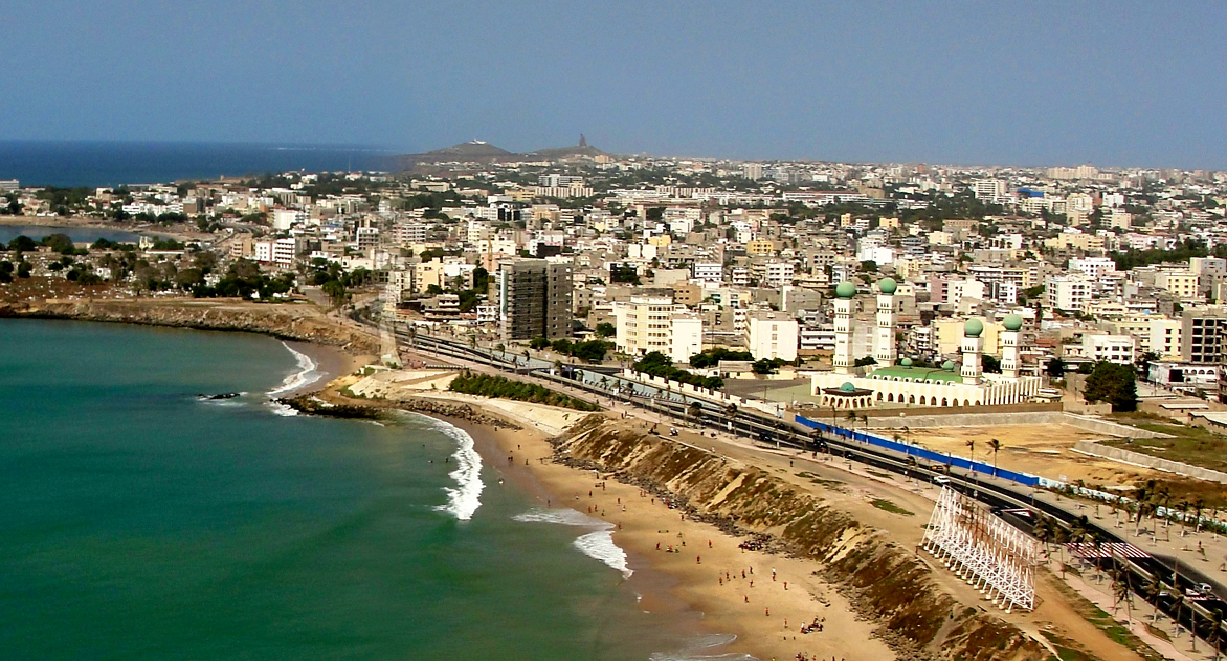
[0,141,396,188]
[0,320,715,661]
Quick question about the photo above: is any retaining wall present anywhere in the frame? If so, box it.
[1073,441,1227,484]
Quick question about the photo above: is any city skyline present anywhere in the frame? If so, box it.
[2,1,1226,169]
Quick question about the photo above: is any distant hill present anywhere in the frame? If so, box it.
[392,137,606,171]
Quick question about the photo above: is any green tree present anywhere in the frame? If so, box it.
[982,354,1002,373]
[595,322,616,338]
[1083,361,1138,412]
[1045,357,1066,378]
[322,280,347,306]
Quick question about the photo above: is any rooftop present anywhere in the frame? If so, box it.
[869,365,963,384]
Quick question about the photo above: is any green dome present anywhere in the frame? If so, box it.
[839,382,857,393]
[1002,313,1024,332]
[834,281,857,299]
[900,357,913,367]
[877,277,897,295]
[964,318,985,337]
[942,360,956,371]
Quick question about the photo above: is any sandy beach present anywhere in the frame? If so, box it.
[455,412,895,661]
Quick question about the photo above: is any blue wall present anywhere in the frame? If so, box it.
[795,415,1041,487]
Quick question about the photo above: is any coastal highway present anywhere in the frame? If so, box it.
[376,321,1227,643]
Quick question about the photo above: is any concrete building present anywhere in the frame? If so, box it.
[1047,274,1093,312]
[613,296,703,363]
[745,310,799,362]
[1082,334,1136,365]
[1181,306,1227,364]
[494,258,573,340]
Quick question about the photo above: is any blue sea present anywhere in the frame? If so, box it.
[0,141,398,188]
[0,320,723,661]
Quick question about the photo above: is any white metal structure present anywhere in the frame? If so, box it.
[921,486,1037,612]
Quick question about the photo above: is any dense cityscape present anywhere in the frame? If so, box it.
[4,140,1227,406]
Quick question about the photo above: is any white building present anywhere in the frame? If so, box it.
[1083,334,1136,365]
[1047,274,1093,312]
[1069,257,1117,279]
[745,310,799,362]
[272,238,297,268]
[763,261,796,288]
[692,262,723,284]
[613,296,702,364]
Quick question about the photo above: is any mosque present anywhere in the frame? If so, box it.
[811,279,1043,409]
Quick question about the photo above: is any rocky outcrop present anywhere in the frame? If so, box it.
[551,416,1047,661]
[389,396,522,430]
[292,384,523,430]
[0,298,379,354]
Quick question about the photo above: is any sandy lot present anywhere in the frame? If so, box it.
[907,424,1159,488]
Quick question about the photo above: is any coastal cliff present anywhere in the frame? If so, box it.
[552,416,1048,661]
[0,298,380,355]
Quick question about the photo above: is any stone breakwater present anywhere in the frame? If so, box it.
[550,416,1048,661]
[0,298,379,355]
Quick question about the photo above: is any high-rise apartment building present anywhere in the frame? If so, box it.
[1181,306,1227,365]
[493,258,573,340]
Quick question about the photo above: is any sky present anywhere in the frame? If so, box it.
[3,0,1226,169]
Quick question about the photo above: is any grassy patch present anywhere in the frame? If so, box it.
[1106,414,1227,472]
[1041,631,1094,661]
[796,472,846,489]
[866,468,894,480]
[871,498,914,516]
[1144,622,1170,642]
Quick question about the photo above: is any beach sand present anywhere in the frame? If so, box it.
[458,413,896,661]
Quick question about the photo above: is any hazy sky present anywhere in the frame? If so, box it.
[3,0,1225,168]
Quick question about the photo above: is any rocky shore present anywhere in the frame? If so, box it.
[0,298,380,354]
[281,385,523,430]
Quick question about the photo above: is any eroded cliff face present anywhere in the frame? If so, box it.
[0,298,379,354]
[552,416,1047,661]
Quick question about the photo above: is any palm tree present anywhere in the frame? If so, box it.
[1178,500,1192,537]
[687,401,702,426]
[1172,591,1189,643]
[1142,576,1165,622]
[1195,498,1207,533]
[1207,608,1224,660]
[1033,515,1054,563]
[988,438,1002,477]
[1112,568,1133,621]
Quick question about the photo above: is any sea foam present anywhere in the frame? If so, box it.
[514,507,633,578]
[432,419,484,521]
[267,342,319,396]
[649,635,756,661]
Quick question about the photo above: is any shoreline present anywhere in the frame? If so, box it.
[433,413,733,660]
[301,373,900,661]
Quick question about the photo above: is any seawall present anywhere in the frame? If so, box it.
[551,416,1048,661]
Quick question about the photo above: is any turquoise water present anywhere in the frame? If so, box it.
[0,320,706,661]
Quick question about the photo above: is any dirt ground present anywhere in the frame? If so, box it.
[907,424,1161,489]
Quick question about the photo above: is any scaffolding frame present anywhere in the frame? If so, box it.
[921,486,1037,612]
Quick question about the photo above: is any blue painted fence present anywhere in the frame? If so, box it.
[794,415,1041,488]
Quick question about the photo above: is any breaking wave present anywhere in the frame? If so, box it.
[514,507,632,578]
[432,419,483,521]
[267,342,319,396]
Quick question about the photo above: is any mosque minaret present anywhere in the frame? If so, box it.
[960,318,984,386]
[1000,313,1023,379]
[873,277,897,366]
[832,281,856,375]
